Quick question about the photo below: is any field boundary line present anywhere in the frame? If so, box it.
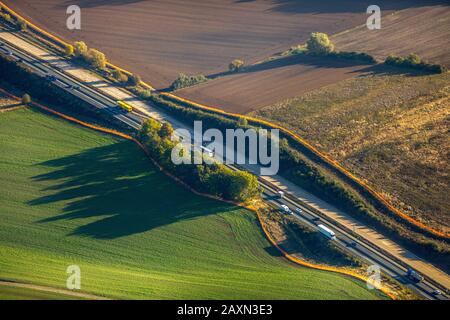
[0,87,396,300]
[2,0,446,239]
[0,105,23,113]
[0,280,110,300]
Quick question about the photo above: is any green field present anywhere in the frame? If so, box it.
[0,108,384,299]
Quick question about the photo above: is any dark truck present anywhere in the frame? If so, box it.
[406,268,424,283]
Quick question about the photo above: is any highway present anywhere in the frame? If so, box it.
[0,36,448,300]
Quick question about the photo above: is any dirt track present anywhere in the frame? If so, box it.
[0,280,109,299]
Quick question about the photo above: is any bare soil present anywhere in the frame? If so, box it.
[4,0,422,89]
[333,5,450,67]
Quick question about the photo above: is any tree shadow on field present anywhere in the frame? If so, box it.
[349,63,438,77]
[237,0,449,14]
[29,141,235,239]
[206,54,373,80]
[203,54,433,83]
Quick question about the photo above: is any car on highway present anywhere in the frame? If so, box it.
[66,84,80,90]
[295,207,302,214]
[45,75,57,82]
[406,268,424,283]
[347,241,357,248]
[279,204,291,214]
[432,289,442,296]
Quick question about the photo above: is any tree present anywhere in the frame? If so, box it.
[159,122,174,139]
[85,48,106,69]
[238,117,248,127]
[73,41,88,57]
[229,59,244,72]
[406,53,421,65]
[65,44,74,56]
[306,32,334,55]
[129,74,141,87]
[17,19,27,31]
[111,69,128,83]
[22,93,31,104]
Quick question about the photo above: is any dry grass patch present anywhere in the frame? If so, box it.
[252,71,450,231]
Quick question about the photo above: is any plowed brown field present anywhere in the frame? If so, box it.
[333,5,450,67]
[4,1,448,114]
[3,0,420,88]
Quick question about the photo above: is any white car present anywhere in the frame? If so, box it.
[295,207,302,214]
[280,204,291,214]
[277,191,284,199]
[432,289,442,296]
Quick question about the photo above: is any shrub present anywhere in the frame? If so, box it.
[84,48,106,69]
[328,51,377,64]
[306,32,334,55]
[0,12,13,24]
[285,44,307,56]
[111,69,128,83]
[128,74,141,87]
[17,19,27,31]
[238,117,248,127]
[65,44,74,57]
[21,93,31,104]
[170,73,208,90]
[159,122,174,139]
[406,53,421,65]
[73,41,88,57]
[385,54,446,74]
[229,59,244,72]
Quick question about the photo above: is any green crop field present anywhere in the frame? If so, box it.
[0,108,384,299]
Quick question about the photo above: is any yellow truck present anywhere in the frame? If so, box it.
[117,100,133,112]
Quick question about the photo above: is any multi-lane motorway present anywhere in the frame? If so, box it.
[1,36,448,300]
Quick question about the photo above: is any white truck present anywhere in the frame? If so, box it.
[279,204,292,214]
[318,224,336,240]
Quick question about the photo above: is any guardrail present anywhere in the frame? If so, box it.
[259,178,448,294]
[1,0,447,241]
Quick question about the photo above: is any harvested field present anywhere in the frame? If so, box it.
[250,71,450,232]
[333,5,450,67]
[176,54,373,113]
[3,0,426,89]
